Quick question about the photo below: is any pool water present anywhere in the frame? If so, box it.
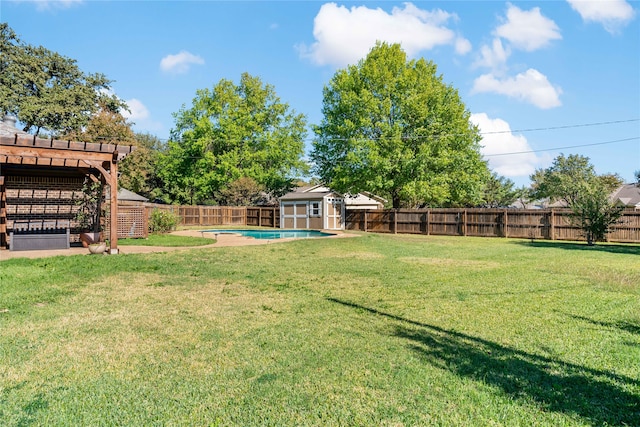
[204,229,334,240]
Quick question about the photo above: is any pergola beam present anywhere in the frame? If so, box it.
[0,134,133,254]
[0,144,114,163]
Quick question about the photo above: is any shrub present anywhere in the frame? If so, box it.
[149,209,179,234]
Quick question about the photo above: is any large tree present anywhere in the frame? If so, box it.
[159,72,308,205]
[119,133,165,200]
[311,42,489,208]
[530,154,624,245]
[63,101,136,144]
[482,173,523,208]
[0,23,124,135]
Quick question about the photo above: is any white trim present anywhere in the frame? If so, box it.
[280,195,345,230]
[324,197,344,230]
[310,201,322,217]
[280,201,309,229]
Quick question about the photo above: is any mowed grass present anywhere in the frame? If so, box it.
[117,233,215,247]
[1,233,639,426]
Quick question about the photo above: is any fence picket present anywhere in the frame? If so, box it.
[345,208,640,243]
[117,205,639,243]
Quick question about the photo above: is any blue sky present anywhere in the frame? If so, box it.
[2,0,639,186]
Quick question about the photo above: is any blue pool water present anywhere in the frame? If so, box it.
[204,229,334,240]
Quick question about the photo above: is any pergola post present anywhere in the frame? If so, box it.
[109,154,119,254]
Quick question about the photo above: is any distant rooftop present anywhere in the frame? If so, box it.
[0,115,28,137]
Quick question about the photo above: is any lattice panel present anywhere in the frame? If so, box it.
[106,207,148,239]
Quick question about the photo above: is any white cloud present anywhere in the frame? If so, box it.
[297,2,465,67]
[470,113,540,178]
[160,51,205,74]
[121,98,149,121]
[567,0,636,32]
[454,37,472,55]
[494,4,562,51]
[14,0,83,11]
[121,98,164,134]
[474,38,510,70]
[472,69,562,109]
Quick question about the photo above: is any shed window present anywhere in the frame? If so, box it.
[310,202,321,217]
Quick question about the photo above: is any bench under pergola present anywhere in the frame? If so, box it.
[0,133,134,253]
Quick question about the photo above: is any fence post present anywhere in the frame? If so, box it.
[393,209,397,234]
[258,207,262,227]
[549,209,555,240]
[462,209,467,236]
[426,209,430,235]
[178,206,185,226]
[142,208,149,238]
[503,209,508,238]
[364,210,368,232]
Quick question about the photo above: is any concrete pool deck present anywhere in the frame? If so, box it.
[0,229,357,260]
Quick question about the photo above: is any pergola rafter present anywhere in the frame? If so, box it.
[0,134,134,253]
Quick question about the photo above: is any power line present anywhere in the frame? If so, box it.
[483,136,640,157]
[87,118,640,161]
[169,136,639,161]
[304,118,640,143]
[478,118,639,136]
[97,117,638,144]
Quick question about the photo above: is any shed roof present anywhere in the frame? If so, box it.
[280,184,341,201]
[280,191,336,201]
[118,188,149,202]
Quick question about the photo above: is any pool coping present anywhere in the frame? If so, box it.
[0,229,358,260]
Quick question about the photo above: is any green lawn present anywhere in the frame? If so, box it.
[1,233,638,426]
[117,233,215,247]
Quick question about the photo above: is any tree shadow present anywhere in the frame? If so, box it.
[511,240,640,255]
[327,298,640,426]
[558,311,640,336]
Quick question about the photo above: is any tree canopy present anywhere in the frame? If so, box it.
[311,42,489,208]
[158,72,308,205]
[482,173,523,208]
[530,153,624,245]
[63,100,136,145]
[119,133,165,201]
[0,23,125,135]
[530,154,622,206]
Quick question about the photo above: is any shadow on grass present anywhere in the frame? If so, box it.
[327,298,640,426]
[559,312,640,336]
[512,240,640,255]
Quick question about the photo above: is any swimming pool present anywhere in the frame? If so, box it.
[204,229,335,240]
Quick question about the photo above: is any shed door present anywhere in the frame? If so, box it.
[325,198,344,230]
[280,202,308,229]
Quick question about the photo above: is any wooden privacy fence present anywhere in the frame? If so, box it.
[116,204,640,243]
[345,208,640,243]
[141,204,280,228]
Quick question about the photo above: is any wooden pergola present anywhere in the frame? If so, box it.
[0,133,134,253]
